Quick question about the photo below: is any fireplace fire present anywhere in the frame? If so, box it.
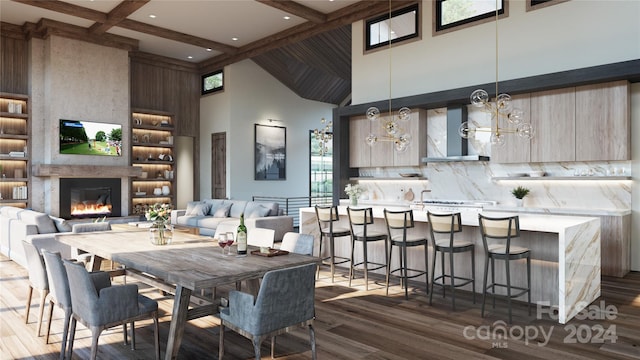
[60,178,121,219]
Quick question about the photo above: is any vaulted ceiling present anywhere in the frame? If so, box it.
[1,0,415,105]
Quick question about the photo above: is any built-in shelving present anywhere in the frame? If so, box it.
[492,176,631,181]
[0,93,30,208]
[130,109,175,215]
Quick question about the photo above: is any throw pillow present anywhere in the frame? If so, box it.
[50,216,72,233]
[186,203,211,216]
[213,203,232,218]
[245,203,270,219]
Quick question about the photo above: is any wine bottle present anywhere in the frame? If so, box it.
[237,213,247,255]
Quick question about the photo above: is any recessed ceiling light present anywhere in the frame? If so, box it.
[187,56,193,59]
[206,48,212,52]
[283,16,291,20]
[149,14,156,19]
[231,37,239,41]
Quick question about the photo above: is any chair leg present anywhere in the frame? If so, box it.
[491,258,496,309]
[386,244,393,296]
[130,321,136,350]
[219,323,225,359]
[90,327,102,360]
[309,324,317,360]
[402,245,409,300]
[506,259,512,324]
[25,286,33,324]
[527,256,532,316]
[123,322,128,345]
[252,337,262,360]
[440,251,445,298]
[153,313,160,360]
[423,244,429,295]
[329,237,336,283]
[429,247,437,305]
[449,250,456,310]
[316,233,323,280]
[481,257,489,318]
[270,336,276,358]
[363,240,369,291]
[348,237,355,287]
[36,289,48,337]
[60,309,72,360]
[471,247,476,304]
[46,300,54,344]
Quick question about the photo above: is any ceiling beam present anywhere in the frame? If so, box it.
[200,0,415,73]
[12,0,106,22]
[255,0,327,24]
[89,0,150,35]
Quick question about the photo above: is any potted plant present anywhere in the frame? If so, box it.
[344,183,365,206]
[511,186,530,206]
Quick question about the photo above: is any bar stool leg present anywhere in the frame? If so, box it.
[481,256,490,318]
[329,236,336,283]
[506,259,512,324]
[402,245,409,299]
[363,241,369,291]
[527,256,532,315]
[491,258,496,309]
[316,233,324,280]
[348,236,355,287]
[450,251,457,310]
[440,251,446,298]
[386,243,393,296]
[423,244,429,295]
[429,246,437,305]
[471,248,476,304]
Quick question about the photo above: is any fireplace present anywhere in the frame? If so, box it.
[60,178,121,219]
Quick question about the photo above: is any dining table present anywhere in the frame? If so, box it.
[55,226,320,360]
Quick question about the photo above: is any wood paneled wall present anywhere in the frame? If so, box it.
[129,55,200,137]
[0,35,29,94]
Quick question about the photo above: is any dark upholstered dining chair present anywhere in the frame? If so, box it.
[63,259,160,360]
[218,263,317,360]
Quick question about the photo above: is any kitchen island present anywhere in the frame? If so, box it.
[300,205,601,324]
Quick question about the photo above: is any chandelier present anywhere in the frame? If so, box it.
[363,0,412,153]
[458,0,534,146]
[313,118,332,156]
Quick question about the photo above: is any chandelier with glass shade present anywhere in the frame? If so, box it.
[457,0,534,147]
[313,117,333,156]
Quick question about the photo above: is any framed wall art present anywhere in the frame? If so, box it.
[254,124,286,180]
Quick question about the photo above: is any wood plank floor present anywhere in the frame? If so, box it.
[1,254,639,359]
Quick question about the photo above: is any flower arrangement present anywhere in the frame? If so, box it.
[344,183,365,199]
[146,203,172,224]
[511,186,530,199]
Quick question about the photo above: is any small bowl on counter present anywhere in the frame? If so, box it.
[529,171,546,177]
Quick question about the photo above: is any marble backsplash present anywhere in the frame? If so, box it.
[352,161,632,211]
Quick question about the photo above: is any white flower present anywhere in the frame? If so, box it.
[344,183,365,198]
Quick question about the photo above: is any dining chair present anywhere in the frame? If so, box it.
[21,240,49,337]
[41,249,112,360]
[315,205,351,282]
[478,214,531,324]
[383,209,429,299]
[347,207,388,291]
[247,227,275,248]
[71,222,112,270]
[279,232,314,256]
[427,211,475,310]
[218,263,317,360]
[63,260,160,360]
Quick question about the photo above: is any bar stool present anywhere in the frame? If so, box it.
[478,214,531,324]
[427,212,475,310]
[347,207,388,291]
[315,205,351,282]
[383,209,428,299]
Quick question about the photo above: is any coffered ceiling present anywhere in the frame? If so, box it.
[1,0,415,104]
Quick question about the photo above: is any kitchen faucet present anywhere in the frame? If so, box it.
[419,189,432,209]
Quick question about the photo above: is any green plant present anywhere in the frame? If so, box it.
[511,186,530,199]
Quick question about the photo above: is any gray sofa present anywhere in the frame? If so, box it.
[0,206,112,268]
[170,199,294,240]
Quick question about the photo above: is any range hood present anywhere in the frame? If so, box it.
[422,106,489,162]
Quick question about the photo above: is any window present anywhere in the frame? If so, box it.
[202,70,223,95]
[435,0,506,34]
[526,0,567,12]
[309,130,332,202]
[365,3,420,52]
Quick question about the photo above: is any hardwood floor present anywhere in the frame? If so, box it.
[1,254,639,359]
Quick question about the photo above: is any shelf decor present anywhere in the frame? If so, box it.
[254,124,286,180]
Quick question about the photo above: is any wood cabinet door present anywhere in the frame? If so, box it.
[349,115,371,167]
[575,80,630,161]
[490,94,531,163]
[394,109,427,166]
[530,88,576,162]
[369,113,394,167]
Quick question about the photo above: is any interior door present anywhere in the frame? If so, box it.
[211,132,226,198]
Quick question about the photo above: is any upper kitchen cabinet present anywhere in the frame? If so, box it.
[489,94,531,164]
[575,80,630,161]
[530,87,576,163]
[349,109,426,168]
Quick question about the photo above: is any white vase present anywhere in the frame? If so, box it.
[153,188,162,196]
[162,185,170,195]
[515,198,524,207]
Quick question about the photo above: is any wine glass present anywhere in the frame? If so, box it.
[225,232,235,255]
[218,233,228,255]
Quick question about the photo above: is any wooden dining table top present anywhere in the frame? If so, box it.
[55,228,320,291]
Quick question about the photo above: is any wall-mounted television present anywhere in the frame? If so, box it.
[59,119,122,156]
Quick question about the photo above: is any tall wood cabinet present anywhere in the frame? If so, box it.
[349,109,426,168]
[130,109,176,215]
[0,93,30,208]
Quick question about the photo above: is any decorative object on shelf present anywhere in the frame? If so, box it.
[162,185,170,196]
[511,186,530,207]
[134,117,142,125]
[345,183,365,206]
[153,187,162,196]
[146,203,172,245]
[142,134,150,143]
[255,124,286,180]
[458,0,534,147]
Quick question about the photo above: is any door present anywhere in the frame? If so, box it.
[211,132,226,198]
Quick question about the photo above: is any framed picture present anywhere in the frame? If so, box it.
[255,124,286,180]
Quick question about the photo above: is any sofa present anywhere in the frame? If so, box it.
[0,206,112,268]
[170,199,294,240]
